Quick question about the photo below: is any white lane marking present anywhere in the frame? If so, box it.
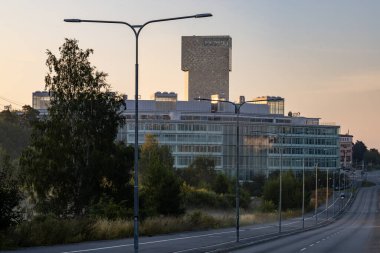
[300,248,307,252]
[61,225,277,253]
[316,241,320,244]
[172,240,234,253]
[310,244,314,247]
[61,244,131,253]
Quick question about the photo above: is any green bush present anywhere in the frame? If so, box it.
[259,200,276,212]
[362,180,376,187]
[7,214,94,247]
[186,211,219,229]
[181,184,233,209]
[262,171,305,210]
[89,196,131,220]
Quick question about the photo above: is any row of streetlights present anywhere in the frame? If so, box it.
[193,98,354,240]
[195,98,352,238]
[64,13,213,253]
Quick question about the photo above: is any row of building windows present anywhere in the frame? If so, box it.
[179,115,275,123]
[268,157,338,168]
[126,133,223,144]
[126,123,223,132]
[176,156,222,167]
[124,122,337,137]
[176,145,222,153]
[268,147,338,156]
[123,133,338,151]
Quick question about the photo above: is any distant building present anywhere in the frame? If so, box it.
[118,94,340,180]
[339,133,353,169]
[182,36,232,101]
[32,91,50,110]
[251,96,285,115]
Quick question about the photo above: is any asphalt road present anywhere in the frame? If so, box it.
[233,171,380,253]
[2,171,378,253]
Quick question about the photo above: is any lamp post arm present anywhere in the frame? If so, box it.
[195,97,236,106]
[138,13,212,37]
[65,19,138,36]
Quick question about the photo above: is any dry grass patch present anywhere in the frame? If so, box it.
[92,219,133,240]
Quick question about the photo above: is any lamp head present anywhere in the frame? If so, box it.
[64,19,82,23]
[194,13,213,18]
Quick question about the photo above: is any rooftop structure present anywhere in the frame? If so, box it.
[252,96,285,115]
[32,91,50,110]
[182,36,232,101]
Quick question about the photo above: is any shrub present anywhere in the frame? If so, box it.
[259,200,276,212]
[89,196,130,220]
[8,214,94,247]
[186,211,219,229]
[92,218,133,239]
[181,184,233,209]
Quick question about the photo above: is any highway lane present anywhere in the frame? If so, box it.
[1,171,375,253]
[233,171,380,253]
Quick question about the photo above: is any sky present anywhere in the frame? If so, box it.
[0,0,379,150]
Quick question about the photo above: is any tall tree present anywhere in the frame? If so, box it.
[178,157,217,189]
[139,134,183,216]
[20,39,128,216]
[0,110,32,159]
[352,140,368,164]
[0,148,22,229]
[364,149,380,167]
[262,171,304,210]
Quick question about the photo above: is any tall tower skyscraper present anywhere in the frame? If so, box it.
[181,36,232,101]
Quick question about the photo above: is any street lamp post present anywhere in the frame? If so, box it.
[332,169,335,217]
[279,142,283,233]
[302,156,305,229]
[65,14,212,252]
[326,168,329,219]
[323,148,329,220]
[195,97,253,242]
[315,163,318,224]
[339,169,342,211]
[344,171,346,206]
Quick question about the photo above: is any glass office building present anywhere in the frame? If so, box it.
[32,91,50,110]
[117,93,340,181]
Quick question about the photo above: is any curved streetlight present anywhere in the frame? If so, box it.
[65,13,212,253]
[195,97,255,242]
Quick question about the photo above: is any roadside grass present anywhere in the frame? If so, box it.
[0,209,302,250]
[362,180,376,187]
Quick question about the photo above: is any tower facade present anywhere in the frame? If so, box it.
[182,36,232,101]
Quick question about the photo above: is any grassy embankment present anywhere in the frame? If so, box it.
[0,207,302,249]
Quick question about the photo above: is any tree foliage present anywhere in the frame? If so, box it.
[364,148,380,167]
[0,148,22,229]
[139,134,183,216]
[20,39,130,217]
[177,157,217,189]
[242,174,267,197]
[263,171,305,210]
[353,140,368,164]
[0,109,34,159]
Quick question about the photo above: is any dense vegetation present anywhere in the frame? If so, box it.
[352,140,380,169]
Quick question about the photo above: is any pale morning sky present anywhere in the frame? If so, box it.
[0,0,379,149]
